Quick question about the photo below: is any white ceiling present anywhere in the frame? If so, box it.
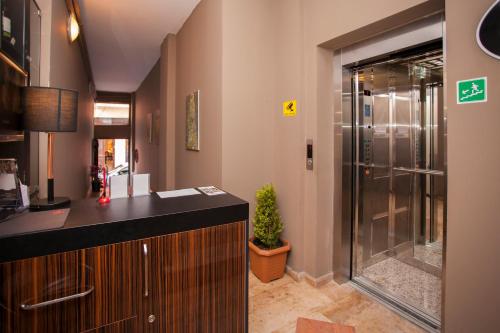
[79,0,200,92]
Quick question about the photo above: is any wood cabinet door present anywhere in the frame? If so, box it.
[140,221,247,333]
[79,241,139,331]
[0,240,140,333]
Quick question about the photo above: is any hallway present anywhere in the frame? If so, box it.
[0,0,497,331]
[249,273,426,333]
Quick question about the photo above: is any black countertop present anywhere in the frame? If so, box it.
[0,191,248,263]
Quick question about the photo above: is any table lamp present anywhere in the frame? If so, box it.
[22,87,78,211]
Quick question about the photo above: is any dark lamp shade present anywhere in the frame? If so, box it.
[22,87,79,132]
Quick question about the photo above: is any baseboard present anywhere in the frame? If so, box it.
[286,265,334,288]
[286,265,305,282]
[305,271,334,288]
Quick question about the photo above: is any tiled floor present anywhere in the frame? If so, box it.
[249,272,426,333]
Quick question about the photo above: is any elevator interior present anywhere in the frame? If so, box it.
[345,46,446,329]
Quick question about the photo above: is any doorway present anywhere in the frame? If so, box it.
[92,99,132,194]
[345,47,445,329]
[97,139,129,172]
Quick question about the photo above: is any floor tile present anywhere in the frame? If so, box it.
[249,272,426,333]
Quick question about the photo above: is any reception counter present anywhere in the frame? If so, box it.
[0,190,249,332]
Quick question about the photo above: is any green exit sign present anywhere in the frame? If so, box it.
[457,77,487,104]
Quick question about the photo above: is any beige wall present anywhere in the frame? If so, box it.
[443,0,500,331]
[174,0,222,189]
[221,0,276,240]
[134,60,161,190]
[159,34,176,190]
[219,0,310,271]
[48,0,93,199]
[268,0,306,273]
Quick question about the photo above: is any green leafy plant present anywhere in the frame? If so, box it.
[253,184,283,249]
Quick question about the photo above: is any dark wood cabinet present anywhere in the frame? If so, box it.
[139,221,247,333]
[0,221,247,332]
[0,240,139,333]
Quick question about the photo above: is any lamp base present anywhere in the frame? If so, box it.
[30,197,71,211]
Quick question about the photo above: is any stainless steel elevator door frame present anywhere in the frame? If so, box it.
[349,51,446,327]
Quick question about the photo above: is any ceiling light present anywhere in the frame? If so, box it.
[68,13,80,42]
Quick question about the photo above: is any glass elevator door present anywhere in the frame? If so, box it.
[352,52,445,324]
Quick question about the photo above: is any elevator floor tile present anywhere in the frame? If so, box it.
[414,242,443,269]
[362,257,441,319]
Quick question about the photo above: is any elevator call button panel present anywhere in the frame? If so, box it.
[306,139,313,170]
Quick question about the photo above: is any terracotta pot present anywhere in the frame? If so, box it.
[249,238,291,283]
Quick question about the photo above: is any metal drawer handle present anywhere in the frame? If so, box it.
[143,243,149,297]
[20,287,94,310]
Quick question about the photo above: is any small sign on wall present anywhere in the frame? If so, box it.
[283,100,297,117]
[457,77,487,104]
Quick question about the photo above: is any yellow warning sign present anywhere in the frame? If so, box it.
[283,100,297,117]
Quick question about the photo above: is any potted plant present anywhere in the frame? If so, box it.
[249,184,291,283]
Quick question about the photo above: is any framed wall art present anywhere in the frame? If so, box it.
[185,90,200,151]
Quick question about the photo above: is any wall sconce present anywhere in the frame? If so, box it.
[67,12,80,42]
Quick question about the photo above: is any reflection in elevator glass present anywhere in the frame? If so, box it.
[350,50,445,327]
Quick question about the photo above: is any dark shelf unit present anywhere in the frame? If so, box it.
[0,0,29,71]
[0,0,37,186]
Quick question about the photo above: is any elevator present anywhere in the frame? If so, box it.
[342,45,446,330]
